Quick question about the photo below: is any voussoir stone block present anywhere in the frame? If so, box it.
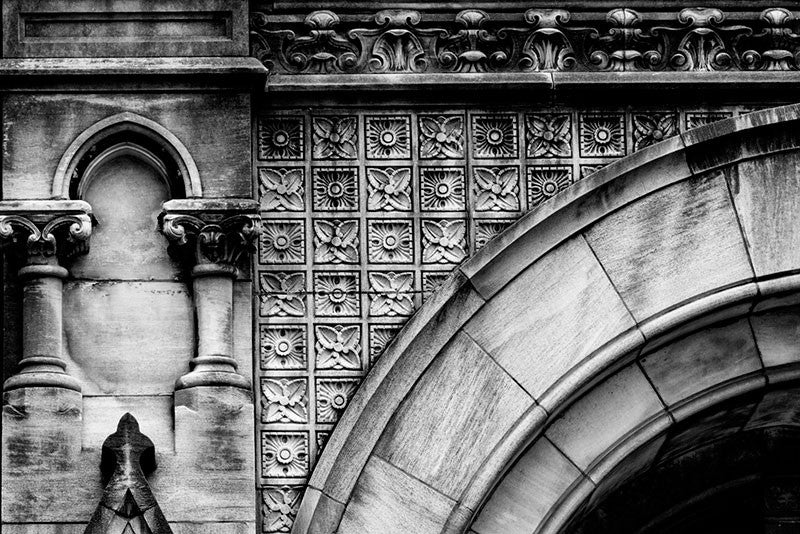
[463,235,638,402]
[639,318,763,408]
[751,307,800,368]
[545,364,665,473]
[471,437,583,534]
[724,150,800,277]
[374,330,534,498]
[338,456,455,534]
[584,171,753,322]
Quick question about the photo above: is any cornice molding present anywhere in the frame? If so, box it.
[0,57,268,91]
[251,6,800,78]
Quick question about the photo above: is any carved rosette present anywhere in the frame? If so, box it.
[160,199,260,276]
[0,200,93,264]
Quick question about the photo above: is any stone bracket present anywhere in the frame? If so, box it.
[160,198,260,272]
[0,200,93,262]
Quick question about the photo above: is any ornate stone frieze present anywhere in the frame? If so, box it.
[251,7,800,74]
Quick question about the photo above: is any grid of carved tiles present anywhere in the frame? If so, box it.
[253,105,756,531]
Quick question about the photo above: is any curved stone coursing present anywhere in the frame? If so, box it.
[296,103,800,533]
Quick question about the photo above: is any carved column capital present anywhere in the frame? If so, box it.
[159,198,260,276]
[0,200,93,264]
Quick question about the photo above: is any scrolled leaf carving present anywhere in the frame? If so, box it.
[436,10,510,73]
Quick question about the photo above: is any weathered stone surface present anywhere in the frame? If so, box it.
[585,172,753,322]
[725,151,800,277]
[639,319,763,407]
[338,456,455,534]
[471,437,583,534]
[2,93,251,199]
[751,307,800,368]
[374,331,534,498]
[545,364,665,472]
[62,281,193,396]
[70,154,180,281]
[4,0,248,58]
[464,236,638,401]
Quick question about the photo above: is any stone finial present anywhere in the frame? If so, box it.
[159,198,259,276]
[85,413,172,534]
[0,200,92,263]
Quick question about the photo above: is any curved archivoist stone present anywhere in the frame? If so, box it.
[84,413,172,534]
[294,104,800,534]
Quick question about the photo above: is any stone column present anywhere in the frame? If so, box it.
[1,201,92,395]
[0,200,92,463]
[160,198,259,391]
[159,198,259,512]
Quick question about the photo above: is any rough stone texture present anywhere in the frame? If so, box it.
[373,331,534,498]
[5,3,800,533]
[2,93,251,200]
[4,0,248,58]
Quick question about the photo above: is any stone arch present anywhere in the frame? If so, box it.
[295,104,800,534]
[52,112,202,200]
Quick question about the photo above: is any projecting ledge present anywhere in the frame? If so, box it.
[0,57,268,91]
[265,70,800,105]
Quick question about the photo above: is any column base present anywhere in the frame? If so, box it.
[2,387,83,468]
[175,370,251,390]
[3,368,82,393]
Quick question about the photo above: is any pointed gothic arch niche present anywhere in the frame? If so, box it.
[57,113,196,398]
[56,113,202,280]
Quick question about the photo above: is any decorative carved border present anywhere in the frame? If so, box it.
[251,7,800,75]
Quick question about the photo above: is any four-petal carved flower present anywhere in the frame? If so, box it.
[261,273,306,317]
[421,220,467,263]
[526,114,572,157]
[315,325,361,369]
[313,220,359,263]
[368,272,415,316]
[419,115,465,158]
[367,167,412,211]
[474,167,520,211]
[313,116,357,159]
[632,112,678,151]
[262,378,308,423]
[259,168,305,211]
[262,486,302,533]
